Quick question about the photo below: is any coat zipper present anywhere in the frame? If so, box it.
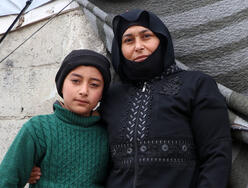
[133,81,147,188]
[133,117,138,188]
[142,81,147,92]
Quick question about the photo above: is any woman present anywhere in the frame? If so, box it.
[101,9,231,188]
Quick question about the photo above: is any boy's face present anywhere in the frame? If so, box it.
[62,65,104,116]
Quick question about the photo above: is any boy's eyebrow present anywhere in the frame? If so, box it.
[70,73,83,78]
[70,73,102,82]
[122,29,150,38]
[90,78,102,82]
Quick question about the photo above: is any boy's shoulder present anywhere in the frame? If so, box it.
[19,114,54,151]
[23,113,55,131]
[29,113,53,121]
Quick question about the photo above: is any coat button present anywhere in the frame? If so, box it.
[182,145,188,152]
[162,144,169,151]
[140,145,147,152]
[127,147,133,154]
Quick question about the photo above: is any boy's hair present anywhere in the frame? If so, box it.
[55,49,111,98]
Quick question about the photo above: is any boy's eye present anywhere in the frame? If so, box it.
[71,79,80,84]
[90,83,100,88]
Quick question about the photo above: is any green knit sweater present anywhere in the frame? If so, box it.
[0,103,109,188]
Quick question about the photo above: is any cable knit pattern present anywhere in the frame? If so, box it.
[0,103,108,188]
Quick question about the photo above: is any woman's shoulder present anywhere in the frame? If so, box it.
[179,70,217,86]
[181,70,213,79]
[104,82,130,100]
[109,81,130,91]
[180,70,224,101]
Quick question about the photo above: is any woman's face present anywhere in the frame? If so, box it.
[121,25,160,62]
[62,65,104,116]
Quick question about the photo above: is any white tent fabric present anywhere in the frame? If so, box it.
[0,0,52,16]
[0,0,78,34]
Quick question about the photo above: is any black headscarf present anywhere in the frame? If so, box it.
[111,9,181,82]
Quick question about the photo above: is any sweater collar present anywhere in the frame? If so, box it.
[53,102,100,127]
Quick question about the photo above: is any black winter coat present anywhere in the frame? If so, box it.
[102,70,231,188]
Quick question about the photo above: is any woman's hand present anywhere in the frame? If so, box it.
[28,166,41,184]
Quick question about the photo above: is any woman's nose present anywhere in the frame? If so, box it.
[135,38,144,51]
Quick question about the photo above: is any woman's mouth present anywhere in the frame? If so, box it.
[134,55,148,62]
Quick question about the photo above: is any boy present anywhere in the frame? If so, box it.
[0,49,111,187]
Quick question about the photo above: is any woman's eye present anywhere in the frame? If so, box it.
[123,38,133,43]
[143,34,152,39]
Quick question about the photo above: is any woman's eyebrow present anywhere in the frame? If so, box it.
[140,29,149,34]
[122,29,150,38]
[122,33,132,38]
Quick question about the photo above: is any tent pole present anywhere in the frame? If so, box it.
[0,0,33,44]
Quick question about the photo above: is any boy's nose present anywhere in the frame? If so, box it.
[79,84,88,96]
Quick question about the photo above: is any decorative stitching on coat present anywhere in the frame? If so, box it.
[126,91,141,142]
[164,64,181,76]
[119,68,182,142]
[137,87,151,141]
[124,83,152,142]
[158,75,182,96]
[110,138,196,167]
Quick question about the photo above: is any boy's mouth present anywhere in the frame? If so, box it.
[74,99,89,105]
